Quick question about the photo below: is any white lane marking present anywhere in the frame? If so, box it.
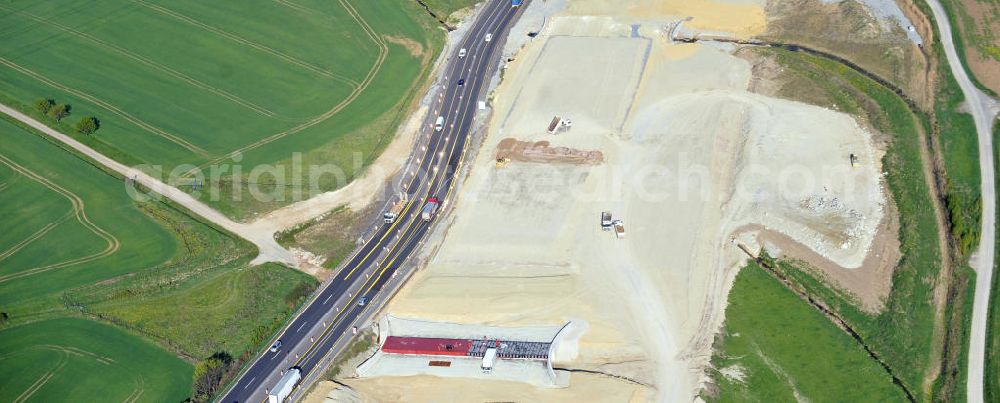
[244,377,256,389]
[323,293,334,304]
[296,322,308,333]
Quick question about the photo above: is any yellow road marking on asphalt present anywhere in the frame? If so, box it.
[258,3,515,398]
[340,200,415,280]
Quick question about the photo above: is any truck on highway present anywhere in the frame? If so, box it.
[421,197,440,221]
[435,116,444,132]
[267,367,301,403]
[383,197,407,224]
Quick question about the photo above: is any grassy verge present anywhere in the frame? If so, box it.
[278,204,373,270]
[419,0,479,18]
[325,330,376,380]
[934,0,999,96]
[746,47,944,399]
[934,57,982,258]
[986,123,1000,402]
[706,263,906,401]
[69,262,316,361]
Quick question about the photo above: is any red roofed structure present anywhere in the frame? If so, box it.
[381,336,472,356]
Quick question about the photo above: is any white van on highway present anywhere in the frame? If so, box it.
[435,116,444,131]
[459,48,467,58]
[484,33,492,42]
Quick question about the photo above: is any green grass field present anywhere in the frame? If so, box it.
[708,264,906,402]
[737,47,956,399]
[83,263,315,360]
[0,118,177,307]
[0,114,316,400]
[0,317,192,402]
[0,0,442,218]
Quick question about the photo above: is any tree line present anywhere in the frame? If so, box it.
[33,98,100,135]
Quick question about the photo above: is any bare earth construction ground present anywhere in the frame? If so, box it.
[323,0,902,401]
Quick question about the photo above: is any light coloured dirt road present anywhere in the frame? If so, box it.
[925,1,1000,400]
[0,103,296,266]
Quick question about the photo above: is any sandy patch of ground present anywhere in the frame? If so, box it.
[384,35,425,58]
[361,1,892,401]
[290,247,333,282]
[735,197,901,311]
[303,381,362,403]
[563,0,767,37]
[342,373,652,403]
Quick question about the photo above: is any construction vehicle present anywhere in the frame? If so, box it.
[435,116,445,132]
[383,197,407,224]
[601,211,613,231]
[267,367,301,403]
[849,153,858,168]
[496,157,511,168]
[613,220,626,239]
[547,116,572,134]
[421,197,441,221]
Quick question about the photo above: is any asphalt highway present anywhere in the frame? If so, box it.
[218,1,526,401]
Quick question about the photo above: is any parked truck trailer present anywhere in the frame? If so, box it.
[267,367,301,403]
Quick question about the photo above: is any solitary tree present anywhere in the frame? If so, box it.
[75,116,100,135]
[48,103,70,122]
[33,98,54,115]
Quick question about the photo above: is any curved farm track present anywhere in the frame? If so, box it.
[0,153,120,283]
[192,0,391,172]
